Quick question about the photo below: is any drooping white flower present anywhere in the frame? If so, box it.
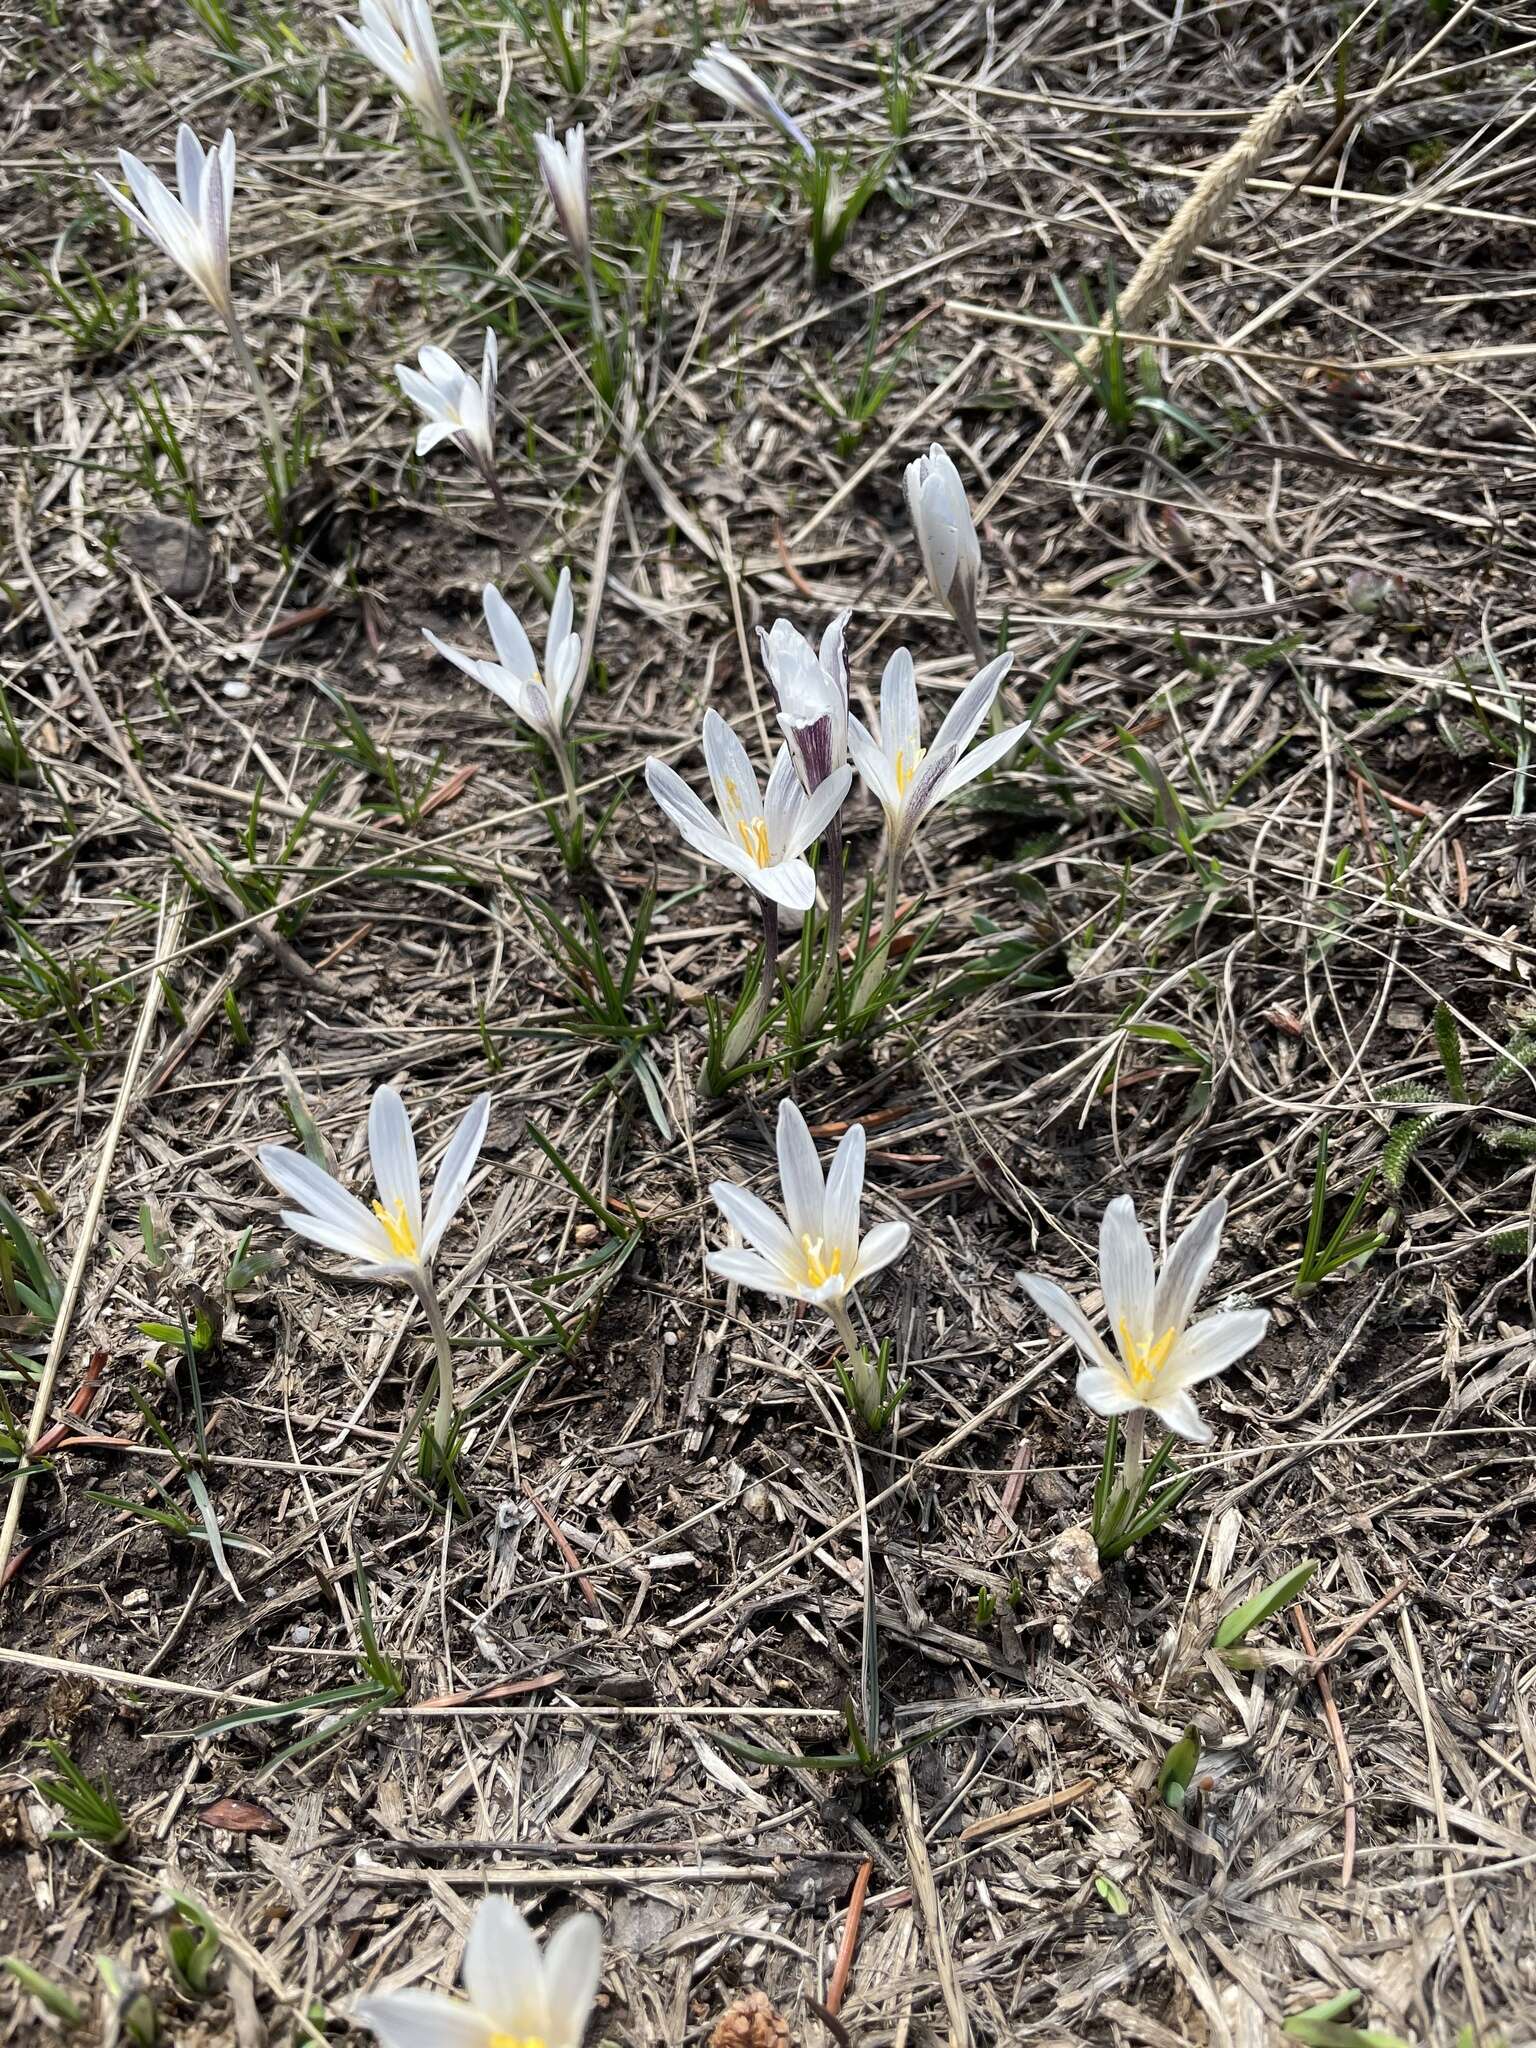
[1019,1193,1269,1443]
[357,1895,603,2048]
[259,1086,490,1283]
[339,0,452,131]
[396,328,497,472]
[759,611,850,796]
[689,40,815,161]
[707,1098,909,1308]
[848,648,1023,865]
[645,710,850,913]
[97,124,237,324]
[425,573,584,751]
[534,122,590,266]
[905,443,984,647]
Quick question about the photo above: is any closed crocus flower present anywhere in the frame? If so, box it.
[425,572,584,753]
[645,710,849,913]
[689,39,814,161]
[758,611,850,795]
[1020,1193,1269,1443]
[358,1896,603,2048]
[339,0,452,131]
[534,122,590,267]
[905,442,984,652]
[98,124,237,324]
[849,648,1023,914]
[396,328,497,475]
[707,1098,909,1311]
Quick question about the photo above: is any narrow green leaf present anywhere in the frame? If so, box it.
[1214,1560,1317,1649]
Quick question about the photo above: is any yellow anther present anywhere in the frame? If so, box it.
[801,1235,843,1288]
[736,815,771,867]
[372,1197,419,1260]
[488,2036,547,2048]
[1118,1319,1175,1388]
[894,744,926,797]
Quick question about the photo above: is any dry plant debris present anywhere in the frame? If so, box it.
[3,0,1536,2043]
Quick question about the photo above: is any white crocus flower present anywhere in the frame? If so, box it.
[689,39,815,161]
[707,1098,909,1319]
[759,611,850,796]
[534,122,590,267]
[339,0,452,131]
[1019,1193,1269,1443]
[396,328,497,475]
[260,1086,490,1454]
[645,710,850,914]
[98,124,237,324]
[850,648,1023,876]
[258,1086,489,1284]
[358,1896,603,2048]
[425,573,584,753]
[905,443,984,652]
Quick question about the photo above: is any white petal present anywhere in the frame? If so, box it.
[646,758,726,847]
[483,584,538,681]
[880,648,920,764]
[423,628,488,684]
[421,1094,491,1260]
[1018,1272,1114,1372]
[415,421,461,456]
[751,857,817,912]
[1075,1365,1140,1417]
[547,568,573,664]
[1171,1309,1268,1386]
[278,1207,397,1269]
[175,124,203,212]
[852,1219,909,1286]
[928,654,1012,765]
[710,1180,798,1266]
[1099,1197,1155,1353]
[705,1248,805,1300]
[783,765,851,859]
[1151,1195,1227,1340]
[822,1124,865,1271]
[368,1086,423,1245]
[259,1144,380,1247]
[355,1989,495,2048]
[776,1098,824,1244]
[397,363,452,417]
[935,721,1028,801]
[701,710,761,831]
[847,716,899,819]
[541,1916,603,2048]
[762,745,805,850]
[1149,1387,1211,1443]
[462,1899,546,2036]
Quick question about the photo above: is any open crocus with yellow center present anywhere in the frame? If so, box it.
[397,328,498,479]
[1019,1192,1269,1443]
[645,709,850,915]
[706,1098,909,1328]
[258,1085,490,1453]
[98,124,237,325]
[357,1895,602,2048]
[426,573,584,757]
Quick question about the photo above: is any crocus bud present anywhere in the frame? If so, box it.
[904,442,984,652]
[534,123,590,267]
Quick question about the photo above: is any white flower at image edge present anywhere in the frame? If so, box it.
[357,1895,603,2048]
[97,123,237,323]
[707,1097,910,1307]
[339,0,452,128]
[645,710,849,913]
[396,328,498,470]
[258,1086,490,1282]
[1019,1193,1269,1442]
[425,574,584,751]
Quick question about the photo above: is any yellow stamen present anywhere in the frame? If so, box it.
[487,2036,546,2048]
[736,815,771,867]
[1118,1319,1175,1388]
[894,744,926,796]
[801,1234,843,1288]
[372,1197,419,1260]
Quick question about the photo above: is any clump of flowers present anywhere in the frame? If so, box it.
[1019,1186,1269,1560]
[259,1084,490,1475]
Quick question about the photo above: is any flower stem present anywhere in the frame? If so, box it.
[554,738,583,848]
[581,261,614,408]
[1120,1409,1146,1504]
[223,314,287,501]
[759,892,782,995]
[442,124,500,251]
[413,1273,457,1451]
[827,1296,860,1360]
[881,845,901,943]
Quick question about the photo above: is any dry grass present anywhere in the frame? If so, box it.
[3,1,1536,2043]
